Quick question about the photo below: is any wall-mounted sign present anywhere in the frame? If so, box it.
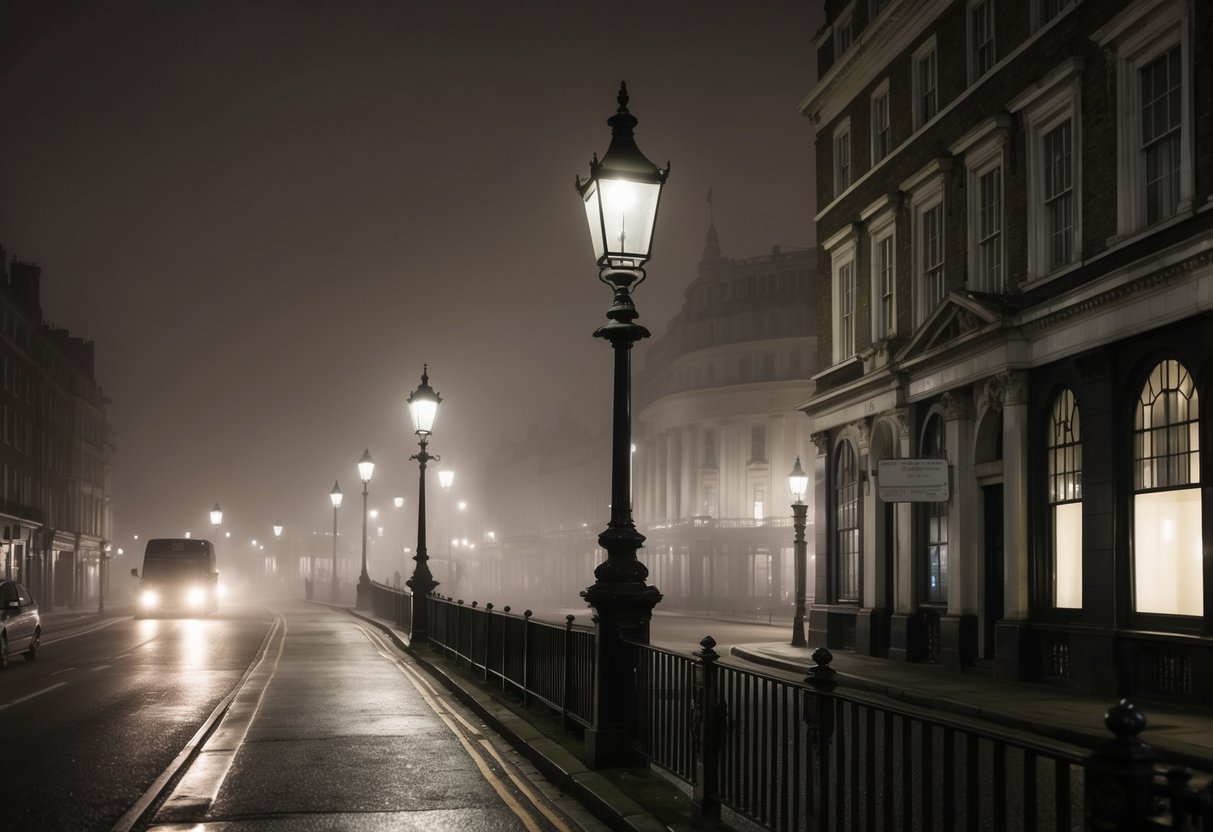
[877,458,949,502]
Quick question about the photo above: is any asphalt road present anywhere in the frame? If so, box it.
[0,605,274,831]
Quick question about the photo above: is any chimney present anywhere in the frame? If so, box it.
[10,260,42,316]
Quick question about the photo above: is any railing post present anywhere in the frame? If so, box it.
[502,606,511,693]
[484,603,493,683]
[692,635,722,825]
[804,646,837,831]
[522,610,533,708]
[562,614,575,732]
[454,600,464,664]
[1085,700,1159,831]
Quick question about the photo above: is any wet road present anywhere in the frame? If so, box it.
[0,605,274,831]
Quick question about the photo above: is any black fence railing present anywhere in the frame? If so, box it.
[427,595,596,730]
[345,583,1213,831]
[367,580,411,633]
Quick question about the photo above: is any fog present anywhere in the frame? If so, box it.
[1,1,823,613]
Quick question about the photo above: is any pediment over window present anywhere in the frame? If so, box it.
[896,291,1022,362]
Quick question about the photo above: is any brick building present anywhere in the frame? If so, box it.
[799,0,1213,701]
[0,247,114,610]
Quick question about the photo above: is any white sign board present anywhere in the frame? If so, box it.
[877,458,949,503]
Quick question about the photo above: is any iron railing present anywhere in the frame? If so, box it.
[427,595,596,729]
[366,580,412,633]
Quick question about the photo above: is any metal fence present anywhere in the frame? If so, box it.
[366,580,412,633]
[427,595,596,729]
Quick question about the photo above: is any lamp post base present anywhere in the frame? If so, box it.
[356,576,370,611]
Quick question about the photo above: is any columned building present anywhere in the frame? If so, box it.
[0,249,114,610]
[799,0,1213,702]
[633,224,818,619]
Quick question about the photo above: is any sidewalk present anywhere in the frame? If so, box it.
[731,641,1213,771]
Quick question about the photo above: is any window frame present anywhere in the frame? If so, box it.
[953,120,1009,293]
[1097,0,1192,237]
[867,208,897,341]
[833,117,853,197]
[871,79,891,165]
[832,439,861,604]
[1047,387,1083,610]
[921,411,949,605]
[835,2,856,56]
[967,0,996,83]
[912,36,938,130]
[904,167,946,327]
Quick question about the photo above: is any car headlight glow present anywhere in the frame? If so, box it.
[186,586,206,606]
[140,590,159,608]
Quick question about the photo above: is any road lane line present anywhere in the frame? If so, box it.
[50,667,77,676]
[0,682,67,710]
[111,612,284,832]
[358,625,572,832]
[42,617,126,645]
[93,664,111,671]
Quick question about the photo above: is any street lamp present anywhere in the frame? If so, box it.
[273,522,283,582]
[357,449,375,609]
[210,503,223,539]
[788,456,809,648]
[406,365,441,641]
[330,480,343,603]
[575,81,667,768]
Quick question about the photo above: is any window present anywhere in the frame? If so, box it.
[1099,0,1192,236]
[954,118,1009,293]
[1043,121,1074,269]
[919,202,944,322]
[827,232,858,363]
[976,168,1002,290]
[1036,0,1074,30]
[1133,359,1201,616]
[969,0,996,82]
[923,414,949,604]
[1048,389,1083,609]
[835,4,855,54]
[753,484,766,522]
[750,425,767,464]
[912,38,938,129]
[833,441,860,603]
[703,430,717,468]
[1141,46,1182,224]
[871,81,891,163]
[1011,59,1081,281]
[871,0,891,17]
[834,119,852,196]
[873,232,896,339]
[838,259,856,359]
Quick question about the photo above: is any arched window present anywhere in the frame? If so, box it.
[922,413,948,603]
[1133,359,1201,616]
[1048,388,1083,609]
[833,441,860,603]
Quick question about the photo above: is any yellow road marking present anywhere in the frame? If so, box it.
[358,625,573,832]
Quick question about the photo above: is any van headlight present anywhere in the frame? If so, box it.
[186,586,206,607]
[140,590,159,609]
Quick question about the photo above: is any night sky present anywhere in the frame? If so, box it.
[0,1,823,550]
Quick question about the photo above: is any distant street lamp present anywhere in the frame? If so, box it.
[406,366,441,641]
[357,449,375,609]
[210,503,223,540]
[273,522,283,580]
[394,496,404,508]
[575,81,667,767]
[330,481,343,603]
[788,457,809,648]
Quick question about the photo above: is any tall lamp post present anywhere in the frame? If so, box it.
[406,366,441,640]
[330,481,343,603]
[356,450,375,610]
[788,457,809,647]
[575,81,667,768]
[210,503,223,540]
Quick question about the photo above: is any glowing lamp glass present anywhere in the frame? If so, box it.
[788,457,809,502]
[358,450,375,483]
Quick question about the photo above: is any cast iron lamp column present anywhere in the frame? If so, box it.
[330,481,343,603]
[788,457,809,647]
[356,450,375,610]
[575,81,667,769]
[273,522,283,582]
[406,366,441,641]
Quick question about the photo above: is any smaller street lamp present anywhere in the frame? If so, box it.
[357,450,375,609]
[406,366,442,640]
[789,457,809,648]
[438,469,454,491]
[394,496,404,508]
[210,503,223,536]
[272,522,283,582]
[330,480,343,603]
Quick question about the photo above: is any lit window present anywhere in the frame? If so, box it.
[1048,389,1082,609]
[833,441,860,603]
[923,414,948,603]
[1133,359,1201,616]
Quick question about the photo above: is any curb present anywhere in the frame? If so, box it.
[345,607,670,832]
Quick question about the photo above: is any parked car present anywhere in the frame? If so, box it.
[0,580,41,668]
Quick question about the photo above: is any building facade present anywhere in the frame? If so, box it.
[800,0,1213,701]
[632,224,819,619]
[0,249,114,610]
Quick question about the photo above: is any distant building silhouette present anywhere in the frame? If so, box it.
[800,0,1213,701]
[0,246,114,611]
[632,221,818,620]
